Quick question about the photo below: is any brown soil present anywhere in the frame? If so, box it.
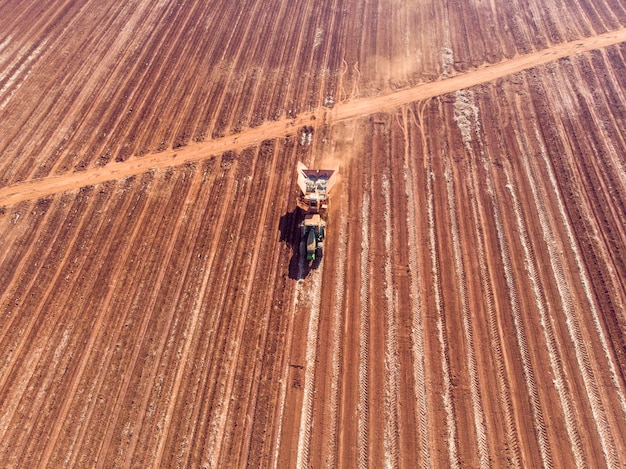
[0,0,625,467]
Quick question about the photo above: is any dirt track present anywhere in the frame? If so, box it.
[2,28,626,207]
[1,0,626,467]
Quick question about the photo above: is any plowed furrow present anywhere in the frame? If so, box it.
[425,122,459,468]
[2,29,626,207]
[155,158,236,468]
[0,1,130,181]
[214,142,281,467]
[99,2,204,161]
[223,5,283,132]
[199,152,265,465]
[401,105,431,467]
[532,65,623,420]
[16,182,127,467]
[44,1,168,172]
[0,187,105,464]
[586,50,626,163]
[475,110,554,469]
[462,118,523,467]
[176,166,244,468]
[60,174,160,468]
[0,200,54,314]
[51,1,176,171]
[22,1,146,176]
[527,70,626,410]
[129,164,216,467]
[208,1,264,139]
[528,90,626,445]
[127,2,213,157]
[0,2,48,49]
[172,2,236,142]
[441,131,489,467]
[190,151,263,467]
[229,142,294,468]
[38,175,150,467]
[115,168,206,467]
[95,169,195,466]
[167,4,231,147]
[0,192,88,402]
[0,0,78,103]
[45,1,177,171]
[382,173,400,468]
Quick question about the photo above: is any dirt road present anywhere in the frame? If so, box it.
[1,28,625,207]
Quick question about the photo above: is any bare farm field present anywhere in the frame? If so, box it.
[1,0,626,467]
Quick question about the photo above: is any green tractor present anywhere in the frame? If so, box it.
[300,214,325,262]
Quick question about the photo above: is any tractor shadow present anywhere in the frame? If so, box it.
[279,208,322,280]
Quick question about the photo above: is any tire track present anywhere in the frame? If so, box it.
[528,102,626,456]
[293,140,328,469]
[424,110,459,468]
[502,116,587,467]
[382,173,400,469]
[357,189,370,469]
[294,265,324,469]
[535,63,626,428]
[464,137,523,467]
[450,91,524,466]
[401,104,430,468]
[324,208,347,469]
[467,97,554,469]
[445,94,490,467]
